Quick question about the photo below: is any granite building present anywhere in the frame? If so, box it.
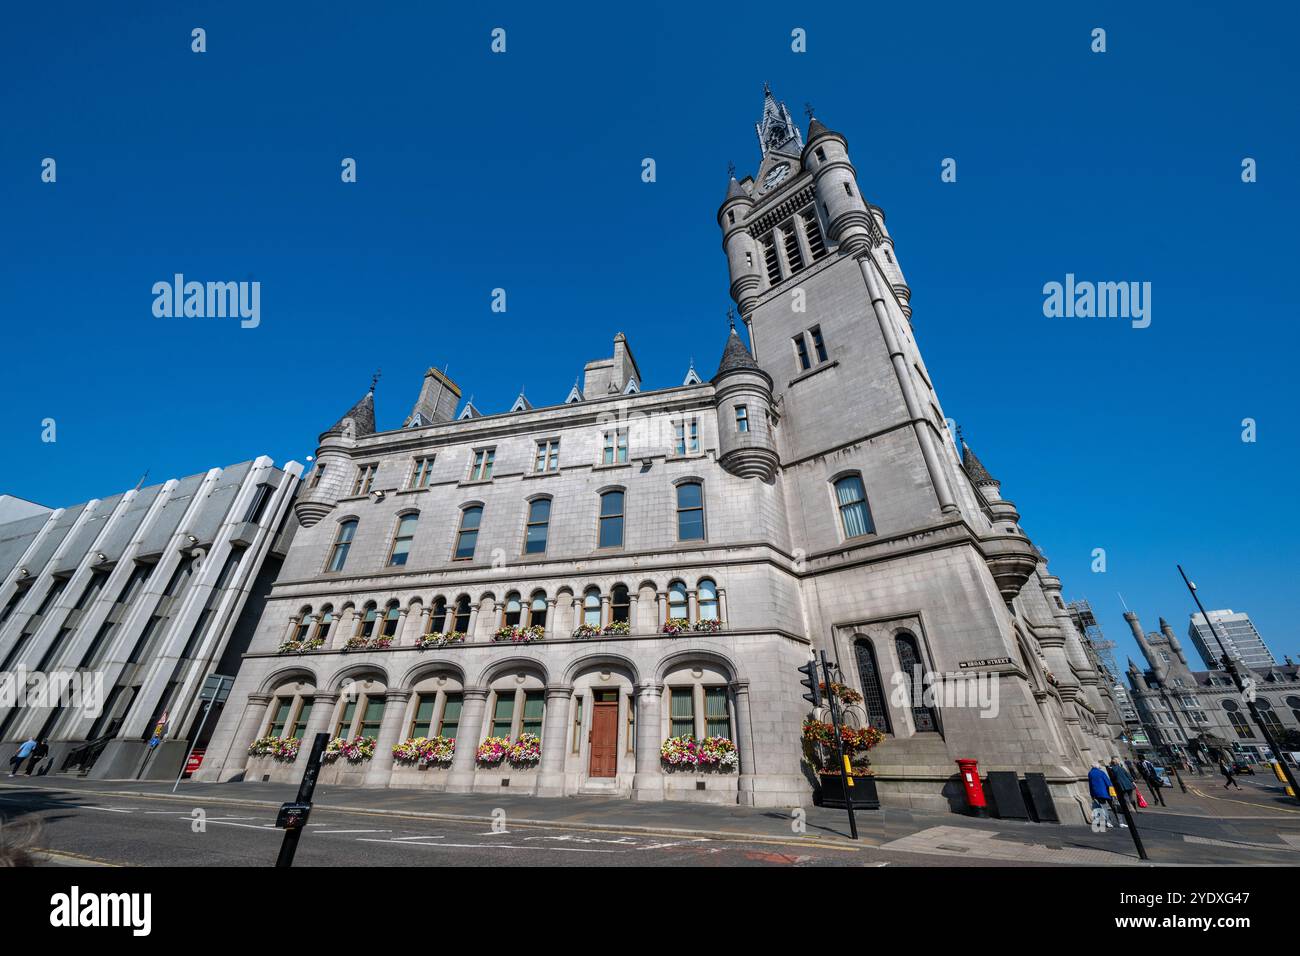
[1124,610,1300,765]
[195,89,1125,811]
[0,458,301,779]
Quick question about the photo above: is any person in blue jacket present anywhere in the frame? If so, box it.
[7,737,37,777]
[1109,756,1138,810]
[1088,762,1115,829]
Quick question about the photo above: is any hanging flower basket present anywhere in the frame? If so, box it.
[602,620,631,636]
[692,619,724,634]
[323,735,376,762]
[661,618,691,636]
[818,682,863,705]
[418,631,465,650]
[507,733,542,766]
[660,734,737,771]
[247,736,300,760]
[392,736,455,765]
[476,736,510,765]
[571,623,602,640]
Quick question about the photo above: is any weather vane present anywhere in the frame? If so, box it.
[727,160,736,178]
[727,307,736,331]
[805,102,815,121]
[370,368,381,393]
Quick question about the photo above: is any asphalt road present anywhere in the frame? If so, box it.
[0,783,969,867]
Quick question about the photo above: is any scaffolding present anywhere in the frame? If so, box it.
[1067,598,1121,683]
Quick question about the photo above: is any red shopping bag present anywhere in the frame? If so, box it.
[1135,788,1148,809]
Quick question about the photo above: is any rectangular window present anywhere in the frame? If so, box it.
[335,700,357,738]
[409,457,435,489]
[309,465,326,489]
[705,687,730,739]
[674,418,699,456]
[491,693,515,738]
[735,405,749,432]
[521,691,544,738]
[598,490,624,549]
[534,439,560,473]
[454,507,482,561]
[810,325,828,362]
[328,520,357,572]
[438,694,463,739]
[572,696,584,753]
[782,226,804,273]
[359,697,385,738]
[762,238,781,285]
[243,485,273,524]
[388,513,418,566]
[669,688,695,738]
[524,498,550,555]
[469,448,495,481]
[351,464,378,496]
[794,333,811,371]
[288,700,312,739]
[268,699,292,737]
[411,696,437,738]
[802,209,827,261]
[676,482,705,541]
[602,429,628,465]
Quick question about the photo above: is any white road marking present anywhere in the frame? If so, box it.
[315,829,391,835]
[355,839,618,853]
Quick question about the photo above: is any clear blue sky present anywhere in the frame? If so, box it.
[2,2,1296,668]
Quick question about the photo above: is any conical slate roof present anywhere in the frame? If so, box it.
[323,390,375,439]
[714,328,761,378]
[725,176,747,201]
[960,441,997,486]
[807,116,829,139]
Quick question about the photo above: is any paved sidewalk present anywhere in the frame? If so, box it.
[5,772,1300,865]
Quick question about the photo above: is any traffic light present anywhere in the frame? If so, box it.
[798,660,821,707]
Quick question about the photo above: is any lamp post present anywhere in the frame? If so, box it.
[1177,565,1300,804]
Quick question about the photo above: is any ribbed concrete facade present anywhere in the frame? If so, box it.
[196,90,1127,813]
[0,457,301,780]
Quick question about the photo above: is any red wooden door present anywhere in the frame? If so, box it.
[589,702,619,777]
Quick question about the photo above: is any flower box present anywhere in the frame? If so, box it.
[571,623,602,640]
[298,637,325,652]
[370,635,394,650]
[692,619,724,634]
[602,620,630,636]
[418,631,465,650]
[815,771,880,810]
[343,636,370,651]
[392,735,455,765]
[507,733,542,766]
[323,735,376,762]
[476,736,510,765]
[247,736,300,760]
[661,618,691,636]
[277,639,302,654]
[495,625,544,644]
[660,734,738,770]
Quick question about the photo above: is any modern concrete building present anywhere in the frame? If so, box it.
[1125,610,1300,765]
[0,458,301,779]
[196,89,1124,812]
[1188,609,1276,670]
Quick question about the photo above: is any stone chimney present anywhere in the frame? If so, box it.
[404,368,462,426]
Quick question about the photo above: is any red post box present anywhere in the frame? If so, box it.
[956,758,987,815]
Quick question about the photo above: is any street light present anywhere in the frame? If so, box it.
[1177,565,1300,804]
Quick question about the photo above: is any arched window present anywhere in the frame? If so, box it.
[380,602,401,638]
[292,607,312,642]
[668,581,688,620]
[598,490,625,549]
[454,506,482,561]
[611,585,630,624]
[328,519,357,572]
[452,595,472,634]
[1287,695,1300,725]
[697,579,719,622]
[676,482,705,541]
[1255,698,1284,737]
[502,592,522,628]
[388,513,418,566]
[358,603,378,639]
[528,591,548,628]
[583,587,602,628]
[428,597,447,634]
[314,605,334,643]
[834,474,874,538]
[524,498,551,555]
[1220,698,1254,739]
[854,638,892,733]
[895,632,937,732]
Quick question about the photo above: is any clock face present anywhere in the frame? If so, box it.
[763,163,790,189]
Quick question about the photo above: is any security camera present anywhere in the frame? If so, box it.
[370,490,385,502]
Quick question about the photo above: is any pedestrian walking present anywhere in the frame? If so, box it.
[1088,761,1116,829]
[7,736,38,777]
[1220,759,1241,789]
[23,740,49,776]
[1139,757,1166,806]
[1109,757,1138,811]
